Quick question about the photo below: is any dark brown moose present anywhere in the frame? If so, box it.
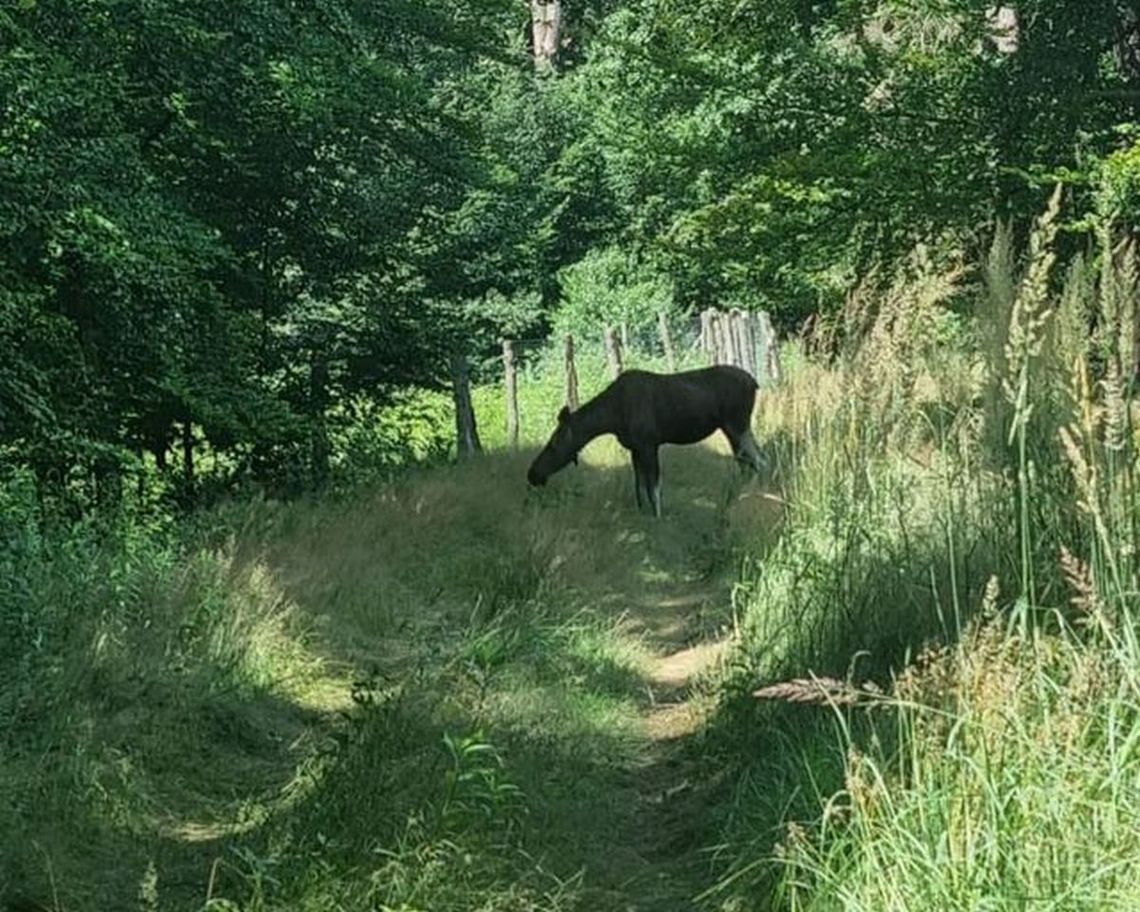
[527,365,765,517]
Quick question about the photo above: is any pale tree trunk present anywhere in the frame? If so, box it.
[531,0,561,68]
[986,5,1019,55]
[1115,2,1140,84]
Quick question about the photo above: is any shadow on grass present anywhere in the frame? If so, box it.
[1,438,780,912]
[197,440,777,910]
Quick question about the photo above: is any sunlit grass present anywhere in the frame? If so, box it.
[704,215,1140,912]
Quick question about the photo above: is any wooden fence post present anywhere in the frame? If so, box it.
[743,311,758,379]
[181,419,194,490]
[730,310,755,379]
[658,311,676,372]
[450,352,482,457]
[729,310,743,373]
[757,310,781,385]
[564,334,580,410]
[502,339,519,448]
[722,311,739,367]
[604,325,623,379]
[700,308,714,361]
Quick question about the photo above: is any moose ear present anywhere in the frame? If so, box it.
[558,405,571,423]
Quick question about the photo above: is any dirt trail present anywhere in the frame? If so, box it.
[622,601,733,910]
[567,441,782,910]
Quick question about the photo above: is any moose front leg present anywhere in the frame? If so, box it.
[644,446,662,518]
[631,450,644,510]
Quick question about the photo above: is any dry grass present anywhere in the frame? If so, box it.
[706,204,1140,912]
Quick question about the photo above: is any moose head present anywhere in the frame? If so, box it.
[527,406,580,486]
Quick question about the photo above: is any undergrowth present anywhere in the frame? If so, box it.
[704,200,1140,911]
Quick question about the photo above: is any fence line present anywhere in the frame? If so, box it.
[698,307,780,385]
[477,312,780,448]
[502,339,520,448]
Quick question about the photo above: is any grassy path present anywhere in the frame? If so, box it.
[2,435,781,912]
[237,434,782,910]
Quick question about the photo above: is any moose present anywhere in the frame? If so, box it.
[526,365,765,517]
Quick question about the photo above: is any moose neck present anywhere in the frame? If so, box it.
[571,385,620,446]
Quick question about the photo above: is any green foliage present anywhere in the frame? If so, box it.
[0,0,538,500]
[547,0,1139,323]
[554,246,676,337]
[327,389,454,489]
[1092,126,1140,223]
[8,0,1140,502]
[11,2,1140,909]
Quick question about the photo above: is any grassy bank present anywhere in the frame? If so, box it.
[703,213,1140,909]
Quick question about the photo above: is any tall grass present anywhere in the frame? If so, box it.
[706,199,1140,910]
[12,230,1140,912]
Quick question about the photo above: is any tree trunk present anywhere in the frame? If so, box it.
[1116,3,1140,86]
[986,5,1019,55]
[531,0,562,68]
[450,353,482,458]
[604,326,623,379]
[658,311,676,372]
[564,334,580,410]
[502,339,520,448]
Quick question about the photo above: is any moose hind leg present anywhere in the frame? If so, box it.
[631,451,644,510]
[644,447,662,518]
[724,426,765,474]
